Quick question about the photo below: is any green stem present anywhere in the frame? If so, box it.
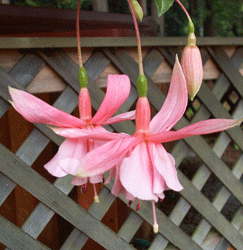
[127,0,144,75]
[76,0,83,67]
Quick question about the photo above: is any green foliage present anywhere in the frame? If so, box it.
[153,0,175,16]
[11,0,92,10]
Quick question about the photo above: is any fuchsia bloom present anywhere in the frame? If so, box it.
[181,33,203,100]
[53,57,242,232]
[9,74,135,201]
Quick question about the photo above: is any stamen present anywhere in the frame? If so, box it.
[81,184,87,193]
[127,200,133,207]
[102,175,105,183]
[136,200,141,211]
[93,184,99,203]
[152,201,159,233]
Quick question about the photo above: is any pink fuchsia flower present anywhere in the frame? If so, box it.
[181,32,203,101]
[9,74,135,202]
[63,57,242,232]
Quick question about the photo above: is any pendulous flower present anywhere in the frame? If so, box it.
[9,74,135,202]
[57,57,242,232]
[181,32,203,101]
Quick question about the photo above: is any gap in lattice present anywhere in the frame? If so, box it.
[201,172,223,203]
[185,98,201,121]
[159,190,181,217]
[221,141,242,170]
[221,86,240,115]
[132,220,154,250]
[178,151,202,181]
[82,237,105,250]
[6,106,35,153]
[101,197,129,233]
[179,206,203,236]
[221,183,242,222]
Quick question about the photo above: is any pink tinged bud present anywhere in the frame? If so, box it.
[181,33,203,101]
[79,87,92,122]
[135,97,151,133]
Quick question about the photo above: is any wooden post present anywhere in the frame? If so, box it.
[92,0,108,12]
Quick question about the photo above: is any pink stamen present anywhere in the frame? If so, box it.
[136,200,141,211]
[152,201,159,233]
[93,184,99,203]
[81,184,87,193]
[127,200,133,207]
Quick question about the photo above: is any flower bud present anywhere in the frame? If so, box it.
[78,66,88,88]
[137,74,147,97]
[130,0,143,22]
[181,33,203,101]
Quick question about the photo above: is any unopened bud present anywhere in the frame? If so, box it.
[78,66,88,88]
[181,33,203,101]
[130,0,143,22]
[137,74,147,97]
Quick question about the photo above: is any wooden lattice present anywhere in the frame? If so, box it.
[1,37,243,250]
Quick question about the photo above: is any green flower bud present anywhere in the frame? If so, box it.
[78,66,88,88]
[137,74,147,97]
[188,20,195,34]
[131,0,143,22]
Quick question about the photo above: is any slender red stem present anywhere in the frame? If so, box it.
[76,0,83,67]
[126,0,144,75]
[176,0,192,22]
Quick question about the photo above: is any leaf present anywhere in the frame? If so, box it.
[153,0,175,16]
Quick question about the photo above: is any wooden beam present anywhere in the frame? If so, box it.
[1,37,243,49]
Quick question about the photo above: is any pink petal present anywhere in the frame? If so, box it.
[149,118,242,143]
[71,176,88,186]
[9,87,86,128]
[120,142,158,201]
[89,175,103,184]
[153,143,183,191]
[44,152,68,177]
[147,143,166,195]
[44,138,84,177]
[58,138,87,175]
[150,56,187,133]
[76,137,141,178]
[51,127,129,140]
[100,110,136,125]
[91,75,131,124]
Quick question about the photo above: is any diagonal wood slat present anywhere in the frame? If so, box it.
[0,143,136,250]
[0,215,51,250]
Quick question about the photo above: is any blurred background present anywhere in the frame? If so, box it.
[9,0,243,37]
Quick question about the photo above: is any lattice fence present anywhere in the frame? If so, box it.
[1,38,243,250]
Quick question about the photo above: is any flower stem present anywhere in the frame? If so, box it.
[176,0,192,22]
[76,0,83,67]
[126,0,144,75]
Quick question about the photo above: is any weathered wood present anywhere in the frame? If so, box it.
[0,144,136,250]
[118,212,144,242]
[0,215,51,250]
[60,186,116,250]
[1,37,243,49]
[207,47,243,98]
